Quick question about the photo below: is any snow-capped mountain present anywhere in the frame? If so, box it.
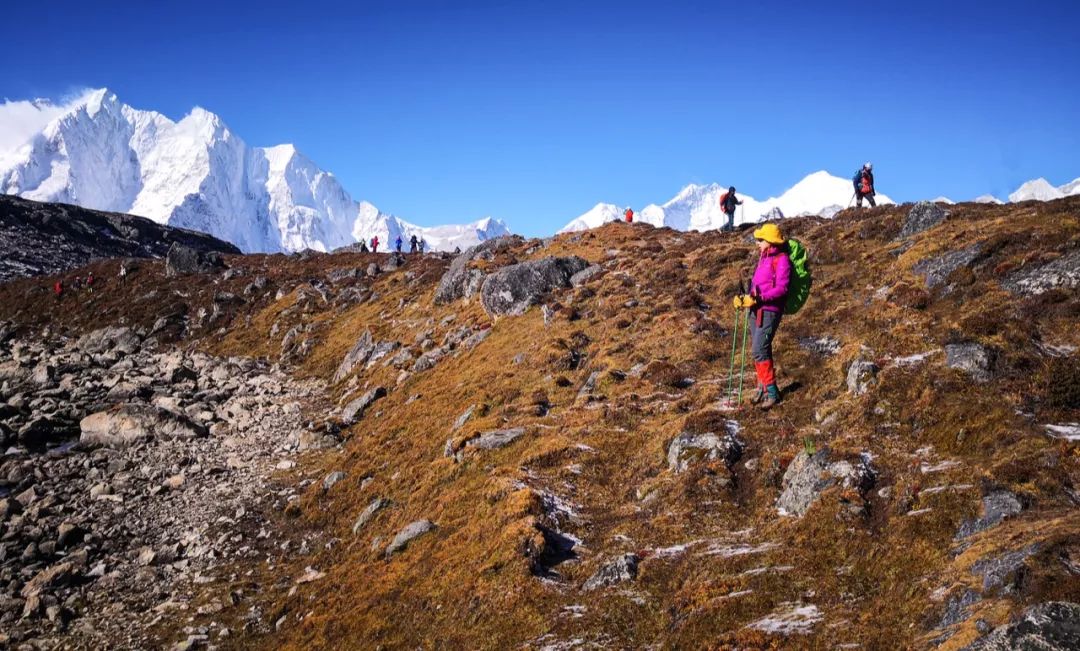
[0,89,510,253]
[1006,177,1080,203]
[560,170,895,233]
[973,195,1004,205]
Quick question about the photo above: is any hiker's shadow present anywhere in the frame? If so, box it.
[783,380,804,397]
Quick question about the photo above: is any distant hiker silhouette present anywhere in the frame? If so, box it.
[54,280,63,302]
[395,236,403,253]
[624,208,634,223]
[371,236,380,253]
[410,235,419,253]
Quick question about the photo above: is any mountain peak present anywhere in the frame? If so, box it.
[1009,178,1063,202]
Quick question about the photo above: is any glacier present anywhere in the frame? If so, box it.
[0,89,510,253]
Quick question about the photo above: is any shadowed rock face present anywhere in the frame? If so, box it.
[479,256,590,317]
[433,236,523,304]
[961,602,1080,651]
[1001,249,1080,296]
[0,195,239,283]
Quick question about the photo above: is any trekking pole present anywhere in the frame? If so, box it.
[736,306,750,404]
[724,306,740,404]
[847,191,856,208]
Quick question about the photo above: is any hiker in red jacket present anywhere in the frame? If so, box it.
[54,280,63,302]
[624,208,634,223]
[371,236,379,253]
[733,223,791,410]
[854,163,876,208]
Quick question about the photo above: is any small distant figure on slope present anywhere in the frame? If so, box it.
[419,239,426,254]
[86,272,95,294]
[732,223,791,410]
[72,276,82,292]
[410,234,419,253]
[119,262,128,284]
[395,235,403,253]
[53,280,63,302]
[371,236,380,253]
[719,186,743,232]
[854,162,876,208]
[359,240,369,253]
[624,208,634,223]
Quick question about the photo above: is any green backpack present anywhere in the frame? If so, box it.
[777,238,812,315]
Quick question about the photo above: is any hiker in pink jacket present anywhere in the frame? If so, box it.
[733,222,791,409]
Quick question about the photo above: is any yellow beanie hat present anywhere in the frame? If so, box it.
[753,223,784,245]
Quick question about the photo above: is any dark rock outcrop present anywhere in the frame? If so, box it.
[899,201,950,239]
[945,342,995,383]
[582,554,639,591]
[165,243,226,277]
[1001,249,1080,296]
[434,236,522,304]
[0,195,239,283]
[479,256,590,317]
[777,448,875,517]
[961,602,1080,651]
[913,245,981,289]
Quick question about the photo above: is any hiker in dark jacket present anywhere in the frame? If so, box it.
[854,163,876,208]
[410,235,419,253]
[720,187,742,232]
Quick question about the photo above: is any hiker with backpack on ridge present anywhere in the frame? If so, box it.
[853,163,876,208]
[732,222,810,410]
[719,186,742,232]
[395,235,403,253]
[624,208,634,223]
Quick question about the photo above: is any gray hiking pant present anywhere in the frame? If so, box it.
[750,308,782,362]
[856,191,876,208]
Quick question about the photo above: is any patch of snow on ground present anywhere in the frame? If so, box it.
[1045,423,1080,441]
[700,542,779,558]
[891,349,942,367]
[747,603,823,635]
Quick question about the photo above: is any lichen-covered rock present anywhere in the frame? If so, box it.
[960,602,1080,651]
[582,553,639,591]
[479,256,590,317]
[956,490,1024,539]
[341,387,387,425]
[913,245,981,289]
[352,497,390,535]
[76,326,142,356]
[846,359,879,396]
[667,425,743,473]
[777,448,875,517]
[899,201,950,239]
[385,519,436,558]
[570,265,604,287]
[434,236,521,304]
[1001,249,1080,296]
[80,405,208,447]
[945,343,994,383]
[333,331,375,382]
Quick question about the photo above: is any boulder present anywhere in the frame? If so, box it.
[18,417,79,448]
[80,405,208,447]
[846,359,879,396]
[352,497,390,535]
[1001,249,1080,296]
[480,256,590,317]
[582,553,639,591]
[76,326,142,355]
[322,471,346,492]
[165,243,225,277]
[569,265,604,288]
[913,245,981,289]
[961,602,1080,651]
[341,387,387,425]
[777,448,875,517]
[385,519,436,558]
[434,236,521,304]
[798,336,841,357]
[945,343,994,383]
[956,490,1024,539]
[333,331,375,383]
[466,428,526,451]
[667,424,743,473]
[899,201,950,239]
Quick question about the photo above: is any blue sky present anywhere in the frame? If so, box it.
[3,0,1078,236]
